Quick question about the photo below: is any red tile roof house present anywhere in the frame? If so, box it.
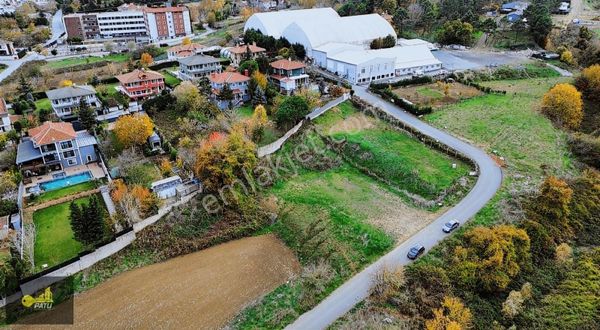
[208,72,251,109]
[269,59,310,95]
[225,43,266,67]
[116,69,165,100]
[15,121,99,177]
[167,43,205,60]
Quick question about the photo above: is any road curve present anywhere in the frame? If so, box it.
[286,86,503,330]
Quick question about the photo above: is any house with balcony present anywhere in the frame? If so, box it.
[269,59,309,94]
[223,43,266,67]
[15,121,98,176]
[208,72,251,109]
[0,98,11,132]
[46,85,101,120]
[116,69,165,100]
[178,54,222,81]
[167,43,205,60]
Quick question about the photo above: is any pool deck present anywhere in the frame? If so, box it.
[24,163,106,192]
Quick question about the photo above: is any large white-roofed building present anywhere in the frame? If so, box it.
[324,45,442,84]
[244,7,339,39]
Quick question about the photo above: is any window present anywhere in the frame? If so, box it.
[63,150,76,158]
[86,155,93,162]
[68,159,77,166]
[60,141,73,149]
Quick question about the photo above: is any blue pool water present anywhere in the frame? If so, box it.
[39,172,93,191]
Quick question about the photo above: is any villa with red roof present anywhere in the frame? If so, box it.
[269,59,309,94]
[16,121,98,175]
[167,43,205,60]
[225,43,266,66]
[208,72,251,109]
[116,69,165,100]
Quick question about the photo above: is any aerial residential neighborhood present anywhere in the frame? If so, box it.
[0,0,599,329]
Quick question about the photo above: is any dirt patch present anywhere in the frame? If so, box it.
[327,113,376,135]
[393,82,482,108]
[16,235,300,329]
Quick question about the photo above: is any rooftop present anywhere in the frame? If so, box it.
[328,45,441,70]
[209,72,250,84]
[178,54,221,66]
[270,59,305,71]
[168,43,204,54]
[228,44,266,54]
[28,121,77,145]
[116,69,164,84]
[16,139,42,164]
[46,85,97,100]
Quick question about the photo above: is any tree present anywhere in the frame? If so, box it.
[60,79,73,87]
[17,74,32,96]
[240,7,254,21]
[217,82,234,106]
[382,34,396,48]
[207,11,217,28]
[438,20,474,46]
[182,37,191,46]
[173,81,214,116]
[197,76,212,96]
[570,169,600,245]
[393,7,409,35]
[502,282,533,319]
[521,219,557,264]
[140,52,153,68]
[450,225,531,292]
[251,85,266,106]
[425,296,473,330]
[194,128,257,192]
[575,64,600,100]
[560,49,575,65]
[525,3,553,46]
[69,196,106,246]
[274,96,310,128]
[239,59,259,75]
[114,114,155,148]
[38,107,51,122]
[251,71,267,90]
[103,41,114,52]
[78,98,96,131]
[249,104,268,142]
[541,83,583,130]
[527,176,574,243]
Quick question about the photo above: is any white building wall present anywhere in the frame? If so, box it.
[313,50,328,68]
[183,11,192,35]
[97,11,146,38]
[146,13,158,40]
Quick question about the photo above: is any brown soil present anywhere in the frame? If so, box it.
[393,82,483,108]
[327,113,376,135]
[15,234,300,329]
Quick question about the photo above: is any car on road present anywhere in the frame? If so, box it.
[407,245,425,260]
[531,51,560,60]
[442,220,460,233]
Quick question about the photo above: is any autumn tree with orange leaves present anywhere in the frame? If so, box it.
[140,52,153,68]
[425,296,473,330]
[194,128,257,192]
[541,83,583,130]
[114,114,154,148]
[526,176,574,243]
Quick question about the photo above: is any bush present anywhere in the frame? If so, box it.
[0,199,18,217]
[568,133,600,169]
[275,96,310,128]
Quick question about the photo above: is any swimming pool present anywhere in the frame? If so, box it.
[39,172,93,191]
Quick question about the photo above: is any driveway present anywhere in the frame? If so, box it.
[286,86,503,330]
[434,49,532,71]
[46,9,65,47]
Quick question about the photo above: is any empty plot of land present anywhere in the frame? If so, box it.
[393,82,483,108]
[19,234,300,329]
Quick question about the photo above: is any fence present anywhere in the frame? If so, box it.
[0,190,200,308]
[257,93,350,158]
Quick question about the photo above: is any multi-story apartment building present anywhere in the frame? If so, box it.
[46,85,101,120]
[16,121,98,175]
[116,69,165,100]
[63,4,192,42]
[0,98,12,132]
[178,55,222,81]
[208,72,251,109]
[269,59,309,94]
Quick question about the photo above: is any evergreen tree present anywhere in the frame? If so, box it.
[218,83,234,102]
[252,85,266,106]
[69,201,84,243]
[197,76,212,96]
[83,195,105,244]
[78,98,96,131]
[17,74,33,96]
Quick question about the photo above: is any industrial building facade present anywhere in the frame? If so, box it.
[64,4,192,42]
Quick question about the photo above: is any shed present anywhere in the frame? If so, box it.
[151,175,183,199]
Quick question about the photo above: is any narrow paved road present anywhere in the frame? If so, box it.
[46,9,65,47]
[286,86,503,329]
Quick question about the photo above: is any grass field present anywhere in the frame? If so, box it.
[426,77,573,177]
[316,101,470,200]
[161,70,181,88]
[29,181,98,205]
[392,82,483,108]
[33,195,103,269]
[45,54,130,69]
[34,98,51,112]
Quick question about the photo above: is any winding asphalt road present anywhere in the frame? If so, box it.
[286,86,503,329]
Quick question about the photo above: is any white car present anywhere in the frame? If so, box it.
[442,220,460,233]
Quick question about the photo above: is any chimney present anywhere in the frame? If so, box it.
[244,69,249,77]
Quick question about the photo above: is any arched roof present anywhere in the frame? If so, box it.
[282,14,397,55]
[244,8,339,39]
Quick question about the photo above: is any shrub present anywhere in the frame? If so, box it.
[541,83,583,130]
[568,133,600,169]
[274,96,310,128]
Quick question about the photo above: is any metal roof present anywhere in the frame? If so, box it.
[46,85,97,100]
[76,131,98,147]
[16,139,42,164]
[178,54,221,66]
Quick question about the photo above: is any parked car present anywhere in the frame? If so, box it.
[442,220,460,233]
[531,51,560,60]
[407,245,425,260]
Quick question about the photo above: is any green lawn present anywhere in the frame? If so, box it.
[33,195,102,270]
[29,181,99,205]
[237,105,254,119]
[45,54,130,69]
[426,77,573,177]
[161,70,181,88]
[35,98,51,112]
[316,101,470,199]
